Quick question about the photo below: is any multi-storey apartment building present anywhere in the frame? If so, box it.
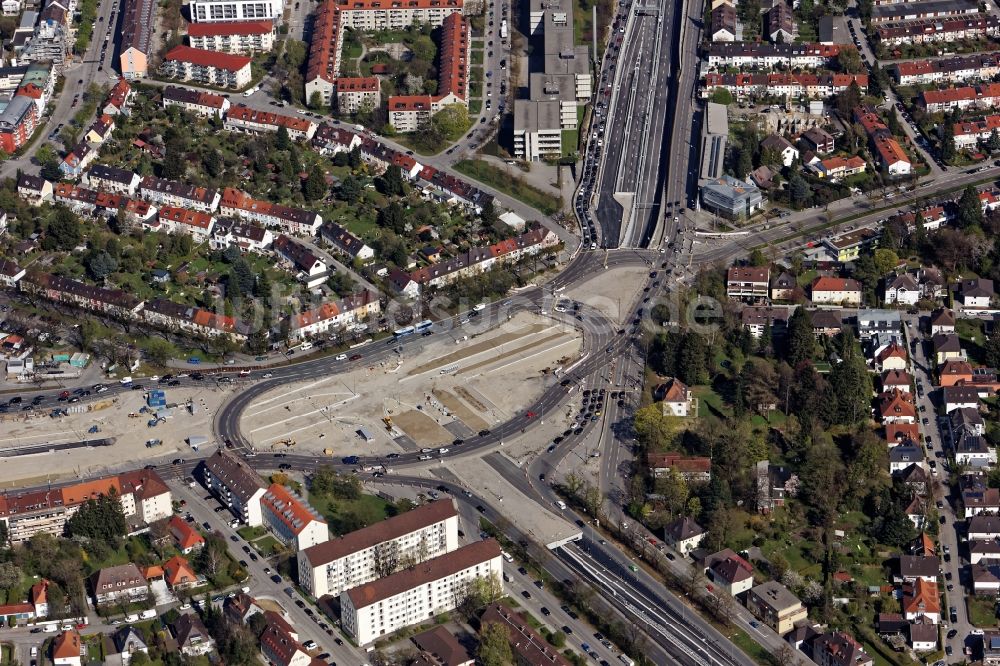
[189,0,283,22]
[202,451,266,526]
[260,484,328,551]
[160,46,253,89]
[187,20,276,53]
[298,499,459,598]
[341,539,502,645]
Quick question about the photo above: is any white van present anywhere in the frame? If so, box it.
[42,624,57,633]
[124,614,139,623]
[120,376,133,385]
[473,303,487,311]
[501,551,514,563]
[555,500,567,510]
[299,341,313,351]
[619,656,635,666]
[139,609,156,620]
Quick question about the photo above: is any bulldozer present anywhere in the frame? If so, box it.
[275,438,296,447]
[382,416,393,430]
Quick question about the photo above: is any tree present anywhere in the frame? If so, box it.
[481,197,499,227]
[734,145,753,179]
[837,47,862,74]
[828,332,872,425]
[338,175,363,204]
[376,202,406,233]
[84,250,118,280]
[958,185,984,229]
[940,124,957,164]
[66,491,127,546]
[203,149,224,178]
[873,248,899,277]
[276,126,292,151]
[677,331,709,385]
[144,338,174,367]
[378,164,406,197]
[477,622,513,666]
[303,166,327,201]
[835,81,863,118]
[161,144,186,180]
[0,562,21,589]
[308,90,324,110]
[788,173,810,209]
[431,104,470,139]
[748,248,767,267]
[654,469,689,516]
[986,328,1000,369]
[988,129,1000,153]
[786,307,815,367]
[633,404,678,451]
[43,207,83,250]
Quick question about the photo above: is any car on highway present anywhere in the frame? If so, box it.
[335,353,347,360]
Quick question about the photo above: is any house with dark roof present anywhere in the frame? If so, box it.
[959,277,994,308]
[663,517,705,555]
[884,273,920,305]
[411,626,474,666]
[770,271,797,301]
[171,613,214,657]
[320,221,374,262]
[90,563,149,606]
[896,555,939,583]
[931,333,964,365]
[480,603,572,666]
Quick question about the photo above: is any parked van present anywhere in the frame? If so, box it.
[139,610,156,620]
[501,551,514,563]
[124,614,140,623]
[300,341,313,351]
[120,376,133,385]
[555,500,567,510]
[43,624,57,633]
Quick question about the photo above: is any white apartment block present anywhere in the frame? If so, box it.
[260,484,329,551]
[298,499,459,598]
[337,0,463,31]
[341,539,502,645]
[202,450,266,526]
[190,0,282,22]
[187,20,276,54]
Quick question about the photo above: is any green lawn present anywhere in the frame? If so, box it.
[251,535,282,557]
[308,492,394,536]
[561,128,579,157]
[471,49,484,65]
[453,160,562,215]
[237,525,267,541]
[967,595,998,627]
[469,100,483,114]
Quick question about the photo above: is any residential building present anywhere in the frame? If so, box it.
[168,515,205,553]
[955,434,995,468]
[888,445,923,472]
[335,0,463,30]
[411,626,474,666]
[930,307,956,334]
[273,234,329,288]
[884,273,920,305]
[163,555,199,590]
[90,563,148,606]
[202,450,266,526]
[210,219,274,254]
[853,106,911,175]
[171,613,214,656]
[898,555,939,583]
[959,277,994,308]
[663,516,705,555]
[653,378,696,417]
[110,626,149,666]
[19,273,144,320]
[894,52,1000,86]
[335,77,380,114]
[746,581,809,634]
[142,299,247,341]
[189,0,283,22]
[259,612,311,666]
[186,20,276,54]
[161,86,230,118]
[0,260,26,287]
[17,172,52,204]
[260,483,328,550]
[320,221,375,261]
[289,290,381,340]
[52,630,82,666]
[700,174,764,220]
[761,134,799,167]
[983,631,1000,665]
[480,603,572,666]
[83,165,141,195]
[223,592,263,625]
[707,553,754,596]
[882,369,912,393]
[103,78,134,116]
[120,0,156,78]
[823,226,878,262]
[224,104,318,140]
[811,155,866,181]
[726,266,770,301]
[706,41,845,70]
[932,333,965,365]
[920,83,1000,113]
[902,578,940,623]
[811,276,862,306]
[151,206,215,241]
[160,45,252,89]
[341,539,502,645]
[871,0,978,22]
[710,4,736,41]
[800,126,835,154]
[767,2,795,42]
[140,176,220,212]
[875,14,1000,46]
[311,123,362,155]
[970,515,1000,540]
[647,453,711,482]
[298,499,459,598]
[219,187,322,235]
[811,632,873,666]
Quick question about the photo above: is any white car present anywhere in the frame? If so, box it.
[336,354,347,361]
[438,447,450,454]
[303,640,317,650]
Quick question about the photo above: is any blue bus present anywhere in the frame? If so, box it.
[393,326,415,338]
[415,320,433,331]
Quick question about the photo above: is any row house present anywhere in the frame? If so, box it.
[706,41,845,70]
[319,221,375,262]
[304,0,345,105]
[147,205,216,242]
[290,289,381,340]
[161,85,230,119]
[703,72,869,100]
[83,164,141,196]
[334,0,464,32]
[811,276,862,306]
[59,141,98,179]
[140,176,220,213]
[853,105,911,175]
[953,114,1000,149]
[54,182,100,214]
[920,82,1000,114]
[405,226,559,292]
[893,52,1000,86]
[273,234,329,288]
[20,273,144,319]
[209,219,274,254]
[876,15,1000,46]
[647,453,711,482]
[224,104,318,141]
[311,122,362,156]
[891,206,949,233]
[871,0,978,22]
[219,187,322,236]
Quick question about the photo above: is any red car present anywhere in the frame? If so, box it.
[526,411,537,418]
